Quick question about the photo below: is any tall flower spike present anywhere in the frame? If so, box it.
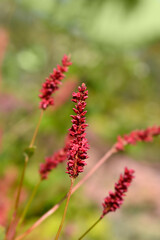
[101,167,134,218]
[39,54,72,110]
[115,125,160,151]
[66,83,89,178]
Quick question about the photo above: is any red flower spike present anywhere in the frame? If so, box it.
[39,135,72,180]
[101,167,134,218]
[39,55,72,110]
[66,83,89,178]
[115,126,160,151]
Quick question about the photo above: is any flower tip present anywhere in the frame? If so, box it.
[124,167,135,175]
[62,54,72,67]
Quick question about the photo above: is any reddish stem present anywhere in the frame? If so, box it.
[54,178,74,240]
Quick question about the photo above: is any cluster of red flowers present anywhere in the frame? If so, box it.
[39,135,71,180]
[66,83,89,178]
[101,167,134,218]
[115,126,160,151]
[39,55,72,110]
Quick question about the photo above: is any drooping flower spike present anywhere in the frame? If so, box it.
[66,83,89,178]
[39,135,72,180]
[115,126,160,151]
[39,54,72,110]
[101,167,134,218]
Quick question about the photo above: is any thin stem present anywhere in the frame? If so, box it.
[72,147,117,194]
[29,110,43,148]
[5,213,18,240]
[17,180,41,229]
[15,146,116,240]
[54,178,74,240]
[78,217,101,240]
[5,156,29,240]
[15,155,28,213]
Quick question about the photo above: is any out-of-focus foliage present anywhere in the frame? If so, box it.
[1,0,160,239]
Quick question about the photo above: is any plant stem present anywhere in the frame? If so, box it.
[72,147,117,194]
[78,217,101,240]
[54,178,74,240]
[29,110,43,148]
[5,154,29,240]
[15,146,116,240]
[15,155,28,213]
[17,180,41,229]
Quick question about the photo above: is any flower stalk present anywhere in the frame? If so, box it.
[54,178,74,240]
[78,217,101,240]
[29,110,43,148]
[17,179,41,229]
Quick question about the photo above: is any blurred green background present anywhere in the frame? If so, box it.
[0,0,160,239]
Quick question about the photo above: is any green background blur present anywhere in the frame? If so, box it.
[0,0,160,239]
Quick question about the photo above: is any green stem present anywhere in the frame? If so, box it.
[78,217,102,240]
[54,178,74,240]
[5,156,28,240]
[15,156,28,213]
[17,179,41,229]
[29,110,43,148]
